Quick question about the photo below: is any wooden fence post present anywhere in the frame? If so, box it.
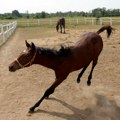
[76,18,78,25]
[109,18,112,26]
[84,18,86,24]
[27,20,30,27]
[1,25,5,42]
[38,19,41,25]
[92,18,94,25]
[100,18,103,25]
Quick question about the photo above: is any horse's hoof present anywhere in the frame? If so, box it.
[28,107,34,113]
[87,81,91,86]
[77,78,80,83]
[77,80,80,83]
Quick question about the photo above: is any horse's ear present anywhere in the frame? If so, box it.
[31,42,35,50]
[25,40,30,48]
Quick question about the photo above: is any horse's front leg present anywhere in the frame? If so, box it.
[29,78,65,113]
[60,25,62,33]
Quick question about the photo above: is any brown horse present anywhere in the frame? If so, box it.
[9,25,113,113]
[56,17,65,33]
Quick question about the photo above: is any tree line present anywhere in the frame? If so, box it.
[0,7,120,19]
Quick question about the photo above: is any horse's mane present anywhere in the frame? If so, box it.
[37,45,71,57]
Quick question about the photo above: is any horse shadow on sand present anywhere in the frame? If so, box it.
[33,94,120,120]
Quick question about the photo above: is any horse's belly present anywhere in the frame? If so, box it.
[70,56,91,72]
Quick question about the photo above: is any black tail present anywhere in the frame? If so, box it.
[97,25,114,38]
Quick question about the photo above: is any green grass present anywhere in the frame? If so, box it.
[0,17,120,28]
[0,17,120,31]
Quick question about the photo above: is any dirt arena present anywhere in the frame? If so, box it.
[0,26,120,120]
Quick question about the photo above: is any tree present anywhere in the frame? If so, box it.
[92,8,102,18]
[12,10,22,18]
[41,11,46,18]
[35,13,41,18]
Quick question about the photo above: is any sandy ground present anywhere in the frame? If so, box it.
[0,27,120,120]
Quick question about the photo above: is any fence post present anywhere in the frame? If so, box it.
[27,20,30,27]
[100,18,103,25]
[38,19,40,25]
[69,18,71,25]
[49,19,52,25]
[92,18,94,25]
[1,25,5,42]
[84,18,86,24]
[76,18,78,25]
[109,18,112,26]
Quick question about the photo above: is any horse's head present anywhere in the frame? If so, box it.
[9,40,37,72]
[56,25,59,32]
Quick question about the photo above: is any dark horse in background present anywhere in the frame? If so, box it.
[56,17,65,33]
[9,25,113,113]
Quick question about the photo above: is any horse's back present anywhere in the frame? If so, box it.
[75,32,103,52]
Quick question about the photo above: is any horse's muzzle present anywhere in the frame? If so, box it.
[9,66,16,72]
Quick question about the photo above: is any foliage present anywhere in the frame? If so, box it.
[12,10,22,18]
[0,7,120,19]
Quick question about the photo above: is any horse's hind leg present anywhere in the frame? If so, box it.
[87,59,97,86]
[77,62,91,83]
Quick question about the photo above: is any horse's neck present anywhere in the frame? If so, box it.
[34,53,60,70]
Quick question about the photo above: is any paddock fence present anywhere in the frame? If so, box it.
[16,17,120,27]
[0,18,120,28]
[0,18,119,45]
[0,21,17,46]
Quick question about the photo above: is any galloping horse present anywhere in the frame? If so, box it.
[56,17,65,33]
[9,25,113,113]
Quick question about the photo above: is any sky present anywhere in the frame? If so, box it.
[0,0,120,13]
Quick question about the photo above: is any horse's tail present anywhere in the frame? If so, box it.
[96,25,114,38]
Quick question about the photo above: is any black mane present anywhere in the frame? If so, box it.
[37,46,71,57]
